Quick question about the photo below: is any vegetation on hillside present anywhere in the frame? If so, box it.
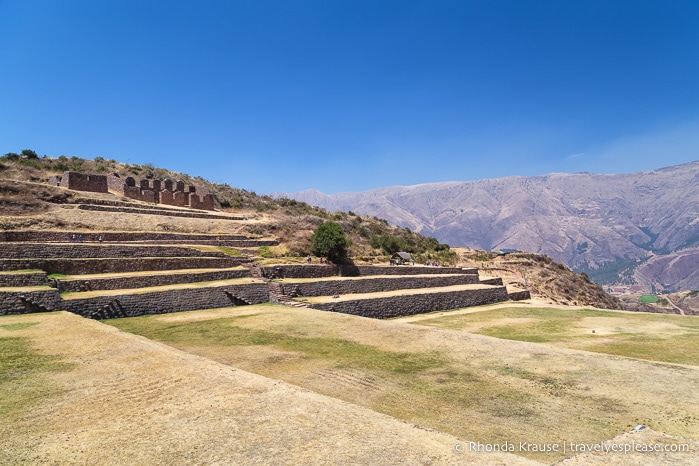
[0,150,456,265]
[310,221,350,262]
[460,250,623,309]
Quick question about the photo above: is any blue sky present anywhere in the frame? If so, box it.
[2,1,698,194]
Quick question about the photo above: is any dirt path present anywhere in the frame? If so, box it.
[665,295,686,315]
[0,312,539,465]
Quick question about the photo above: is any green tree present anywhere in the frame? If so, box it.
[311,221,349,262]
[21,149,38,159]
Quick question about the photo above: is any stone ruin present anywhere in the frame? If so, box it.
[49,171,215,211]
[49,171,108,193]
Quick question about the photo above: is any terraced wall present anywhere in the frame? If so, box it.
[339,265,478,276]
[1,257,243,274]
[479,277,504,286]
[280,274,480,297]
[0,272,48,287]
[64,282,269,318]
[310,286,509,319]
[0,244,224,259]
[260,264,478,279]
[56,268,251,292]
[0,289,62,315]
[76,204,244,221]
[507,290,532,301]
[0,231,242,242]
[261,265,339,279]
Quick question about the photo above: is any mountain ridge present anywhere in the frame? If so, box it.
[277,161,699,290]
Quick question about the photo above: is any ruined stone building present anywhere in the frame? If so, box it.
[48,172,108,193]
[49,171,215,211]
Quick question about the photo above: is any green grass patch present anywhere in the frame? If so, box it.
[0,336,71,419]
[217,246,242,256]
[415,307,699,366]
[640,294,659,303]
[47,273,67,279]
[106,312,541,419]
[108,316,444,374]
[257,246,275,258]
[0,322,39,331]
[1,269,44,275]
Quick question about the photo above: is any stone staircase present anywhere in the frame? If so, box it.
[242,263,311,308]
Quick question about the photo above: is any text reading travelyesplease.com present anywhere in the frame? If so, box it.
[454,440,690,455]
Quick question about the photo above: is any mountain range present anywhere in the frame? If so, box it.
[276,161,699,291]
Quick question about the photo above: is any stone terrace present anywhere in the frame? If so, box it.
[0,231,267,317]
[1,230,528,319]
[256,263,527,318]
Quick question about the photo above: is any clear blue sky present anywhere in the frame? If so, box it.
[2,0,698,194]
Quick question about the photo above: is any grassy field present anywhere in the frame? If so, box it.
[107,304,699,463]
[640,294,660,303]
[0,321,71,422]
[410,306,699,366]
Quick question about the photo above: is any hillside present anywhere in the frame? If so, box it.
[278,161,699,290]
[0,151,455,266]
[0,151,622,309]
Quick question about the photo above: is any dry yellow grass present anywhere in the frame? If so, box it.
[106,304,699,463]
[0,312,538,466]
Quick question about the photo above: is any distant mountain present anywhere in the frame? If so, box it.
[276,161,699,290]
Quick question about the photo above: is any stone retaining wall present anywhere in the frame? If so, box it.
[479,277,504,286]
[507,290,532,301]
[55,268,251,292]
[260,264,478,279]
[1,257,244,274]
[0,289,62,315]
[0,272,48,287]
[64,282,269,318]
[280,274,481,297]
[77,204,244,221]
[310,286,510,319]
[261,265,339,279]
[1,231,249,243]
[339,265,478,277]
[0,244,224,259]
